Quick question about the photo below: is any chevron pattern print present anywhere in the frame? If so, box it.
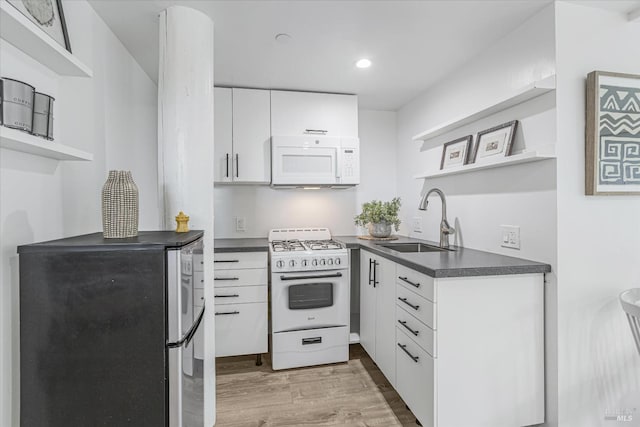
[597,78,640,190]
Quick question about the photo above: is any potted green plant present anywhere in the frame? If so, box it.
[354,197,401,238]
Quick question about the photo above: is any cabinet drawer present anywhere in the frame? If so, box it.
[214,268,267,287]
[194,288,205,307]
[214,285,266,305]
[396,305,436,357]
[194,271,205,289]
[271,326,349,370]
[215,302,267,357]
[214,252,267,270]
[396,327,435,427]
[396,284,436,330]
[397,264,436,302]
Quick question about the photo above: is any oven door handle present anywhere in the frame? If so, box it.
[280,272,343,281]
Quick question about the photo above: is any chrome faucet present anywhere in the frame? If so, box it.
[418,188,455,249]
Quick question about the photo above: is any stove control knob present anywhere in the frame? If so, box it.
[327,258,333,265]
[301,259,308,267]
[276,260,284,268]
[289,260,297,267]
[312,259,318,266]
[335,258,341,265]
[320,259,326,266]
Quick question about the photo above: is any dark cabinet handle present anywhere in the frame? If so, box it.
[215,311,239,316]
[398,297,420,311]
[373,260,379,287]
[368,258,373,285]
[398,343,420,363]
[304,129,328,135]
[226,153,229,178]
[236,153,239,178]
[398,320,419,336]
[399,276,420,288]
[214,260,239,263]
[214,294,239,298]
[214,277,239,281]
[302,337,322,345]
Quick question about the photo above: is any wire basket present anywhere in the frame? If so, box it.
[620,288,640,357]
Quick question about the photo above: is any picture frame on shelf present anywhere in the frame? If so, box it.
[440,135,472,169]
[471,120,518,164]
[585,71,640,196]
[8,0,72,53]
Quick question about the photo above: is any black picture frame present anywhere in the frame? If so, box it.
[440,135,472,170]
[471,120,518,164]
[56,0,72,54]
[8,0,72,53]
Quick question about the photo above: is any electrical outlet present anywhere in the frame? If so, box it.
[501,225,520,249]
[235,217,246,232]
[412,217,422,233]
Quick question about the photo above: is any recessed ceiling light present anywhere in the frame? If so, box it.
[356,58,372,69]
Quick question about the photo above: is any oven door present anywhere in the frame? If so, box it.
[271,270,350,332]
[271,136,340,185]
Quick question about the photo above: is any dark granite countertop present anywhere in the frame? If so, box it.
[18,231,204,253]
[212,235,550,278]
[334,235,551,278]
[214,238,269,253]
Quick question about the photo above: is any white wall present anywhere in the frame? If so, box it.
[395,4,559,425]
[0,1,158,425]
[214,109,397,238]
[555,3,640,426]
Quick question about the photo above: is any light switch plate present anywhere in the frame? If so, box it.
[501,225,520,249]
[235,217,246,232]
[412,217,422,233]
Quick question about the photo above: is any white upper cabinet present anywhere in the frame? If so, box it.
[214,87,233,182]
[214,88,271,184]
[271,90,358,137]
[232,88,271,183]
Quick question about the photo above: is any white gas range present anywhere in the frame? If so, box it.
[268,228,350,370]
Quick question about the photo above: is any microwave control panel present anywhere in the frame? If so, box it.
[340,147,360,184]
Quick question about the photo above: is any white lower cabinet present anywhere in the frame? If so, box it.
[361,251,545,427]
[214,302,268,357]
[396,327,435,427]
[213,251,268,357]
[360,250,396,386]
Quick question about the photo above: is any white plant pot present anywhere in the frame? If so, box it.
[368,222,392,238]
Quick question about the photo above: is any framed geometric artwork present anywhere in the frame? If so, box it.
[440,135,472,169]
[586,71,640,195]
[8,0,72,53]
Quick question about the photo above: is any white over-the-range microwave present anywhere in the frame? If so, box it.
[270,135,360,188]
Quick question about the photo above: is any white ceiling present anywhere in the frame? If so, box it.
[88,0,561,110]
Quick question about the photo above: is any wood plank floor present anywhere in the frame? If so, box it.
[215,345,419,427]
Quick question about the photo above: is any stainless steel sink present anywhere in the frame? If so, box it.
[376,243,453,253]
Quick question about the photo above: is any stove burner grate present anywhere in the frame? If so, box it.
[271,240,306,252]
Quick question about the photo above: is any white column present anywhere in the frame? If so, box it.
[158,6,215,426]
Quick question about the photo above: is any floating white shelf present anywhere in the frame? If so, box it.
[0,127,93,161]
[412,75,556,143]
[0,1,92,77]
[414,151,556,179]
